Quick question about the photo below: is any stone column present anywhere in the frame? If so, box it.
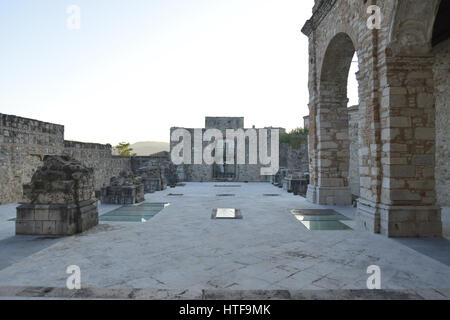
[307,80,352,205]
[358,56,442,237]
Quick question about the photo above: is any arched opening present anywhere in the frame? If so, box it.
[432,0,450,47]
[311,32,358,205]
[347,52,360,200]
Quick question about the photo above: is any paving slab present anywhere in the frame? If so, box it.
[0,182,449,295]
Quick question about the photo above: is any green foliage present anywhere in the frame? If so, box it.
[279,127,309,149]
[114,142,136,156]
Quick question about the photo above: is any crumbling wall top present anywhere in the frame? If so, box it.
[23,155,95,204]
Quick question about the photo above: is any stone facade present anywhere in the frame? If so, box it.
[170,117,282,182]
[16,156,98,236]
[302,0,448,237]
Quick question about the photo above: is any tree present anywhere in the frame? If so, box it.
[114,142,136,156]
[279,127,309,149]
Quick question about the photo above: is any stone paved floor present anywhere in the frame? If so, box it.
[0,182,449,294]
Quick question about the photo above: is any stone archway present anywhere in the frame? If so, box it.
[303,0,444,237]
[306,32,357,206]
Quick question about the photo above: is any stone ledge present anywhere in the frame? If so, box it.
[301,0,337,36]
[0,286,449,300]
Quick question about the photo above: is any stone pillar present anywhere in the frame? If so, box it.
[307,81,352,205]
[357,56,442,237]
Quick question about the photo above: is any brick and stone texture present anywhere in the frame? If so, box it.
[0,114,64,204]
[16,155,98,236]
[302,0,447,237]
[131,154,178,188]
[63,141,132,191]
[100,170,145,205]
[135,166,164,193]
[0,114,134,204]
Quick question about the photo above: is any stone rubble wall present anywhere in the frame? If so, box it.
[279,143,309,174]
[0,113,132,204]
[63,141,132,191]
[0,114,65,204]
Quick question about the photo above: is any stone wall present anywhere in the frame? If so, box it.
[279,143,309,174]
[63,141,132,191]
[433,38,450,206]
[0,114,64,204]
[0,113,133,204]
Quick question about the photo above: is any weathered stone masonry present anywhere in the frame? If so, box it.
[170,117,308,182]
[302,0,449,237]
[16,155,99,236]
[0,114,64,204]
[0,113,131,204]
[63,141,131,192]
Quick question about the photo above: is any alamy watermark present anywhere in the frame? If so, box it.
[367,5,382,30]
[66,265,81,290]
[367,265,381,289]
[171,128,280,175]
[66,5,81,30]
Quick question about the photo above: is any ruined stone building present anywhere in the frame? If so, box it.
[170,117,309,182]
[0,113,171,204]
[302,0,450,237]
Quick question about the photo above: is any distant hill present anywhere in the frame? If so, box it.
[130,141,170,156]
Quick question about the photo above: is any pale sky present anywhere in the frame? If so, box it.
[0,0,359,145]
